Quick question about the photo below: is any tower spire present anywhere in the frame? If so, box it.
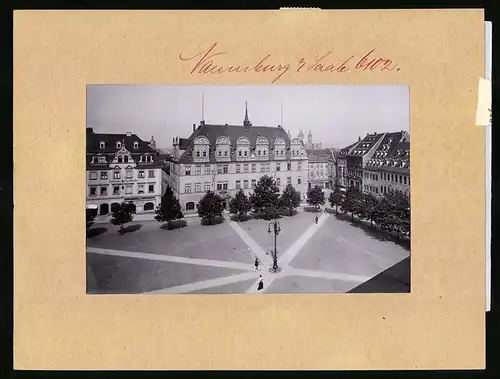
[244,101,251,127]
[201,92,205,123]
[280,99,283,127]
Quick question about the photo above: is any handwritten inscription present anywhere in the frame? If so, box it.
[179,43,400,83]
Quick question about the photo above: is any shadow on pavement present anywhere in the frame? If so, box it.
[303,206,321,213]
[160,220,188,230]
[87,227,108,238]
[278,209,299,217]
[333,213,410,251]
[230,214,253,222]
[201,216,225,226]
[122,224,143,234]
[348,257,411,293]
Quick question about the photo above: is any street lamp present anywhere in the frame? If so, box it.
[267,217,282,273]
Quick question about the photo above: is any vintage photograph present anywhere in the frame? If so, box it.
[86,85,410,294]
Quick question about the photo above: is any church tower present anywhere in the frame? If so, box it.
[243,101,252,128]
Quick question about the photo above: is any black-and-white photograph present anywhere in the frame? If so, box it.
[86,85,410,294]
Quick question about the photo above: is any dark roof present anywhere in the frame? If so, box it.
[86,127,156,154]
[306,148,333,162]
[346,133,384,157]
[365,132,410,173]
[338,142,358,157]
[86,128,161,170]
[178,123,296,163]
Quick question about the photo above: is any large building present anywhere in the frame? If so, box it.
[86,128,164,216]
[306,148,336,189]
[336,131,410,197]
[164,105,309,212]
[363,131,410,197]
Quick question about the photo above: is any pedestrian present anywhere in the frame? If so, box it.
[254,257,260,271]
[257,275,264,291]
[315,215,319,224]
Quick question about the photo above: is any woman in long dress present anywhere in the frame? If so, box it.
[257,275,264,291]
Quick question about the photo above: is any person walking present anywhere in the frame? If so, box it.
[257,275,264,291]
[315,215,319,224]
[254,257,260,271]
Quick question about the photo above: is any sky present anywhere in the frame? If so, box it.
[86,85,409,149]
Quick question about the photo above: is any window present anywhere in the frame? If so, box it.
[276,178,281,186]
[408,177,410,185]
[138,170,145,178]
[116,141,122,149]
[196,151,200,157]
[266,163,270,172]
[238,150,242,156]
[243,180,249,189]
[89,171,97,180]
[148,170,155,178]
[298,177,302,184]
[223,164,229,174]
[138,184,145,194]
[381,186,384,193]
[251,164,256,173]
[204,165,210,175]
[399,175,402,184]
[287,177,291,185]
[204,182,211,191]
[217,165,223,174]
[100,186,107,196]
[125,185,133,194]
[126,170,133,179]
[99,141,105,149]
[244,164,249,173]
[257,150,261,156]
[218,150,222,157]
[260,164,265,172]
[236,164,241,173]
[100,171,108,180]
[113,171,121,179]
[113,186,120,195]
[148,184,155,193]
[263,150,267,155]
[195,183,201,192]
[287,162,291,170]
[403,176,407,184]
[276,163,281,171]
[244,151,248,156]
[298,162,302,170]
[236,180,241,189]
[195,165,201,175]
[202,151,207,157]
[97,156,106,164]
[223,182,228,190]
[185,183,192,193]
[89,187,97,196]
[185,166,191,176]
[251,179,256,188]
[133,142,139,149]
[217,182,223,191]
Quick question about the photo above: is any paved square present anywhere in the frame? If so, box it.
[87,208,410,294]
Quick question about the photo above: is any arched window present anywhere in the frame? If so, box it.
[186,202,195,211]
[193,136,210,161]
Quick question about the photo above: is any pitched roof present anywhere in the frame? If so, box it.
[346,133,384,157]
[178,123,296,163]
[86,128,156,154]
[365,132,410,173]
[338,142,359,157]
[306,148,333,163]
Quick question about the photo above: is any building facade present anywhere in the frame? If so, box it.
[306,148,335,189]
[364,131,410,197]
[86,128,164,216]
[165,105,309,212]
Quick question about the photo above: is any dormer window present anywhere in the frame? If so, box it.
[99,141,105,149]
[133,142,139,149]
[150,156,154,163]
[116,141,122,149]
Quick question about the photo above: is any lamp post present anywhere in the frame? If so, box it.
[267,217,282,273]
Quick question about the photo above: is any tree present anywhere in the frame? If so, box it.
[198,190,225,225]
[229,189,252,221]
[249,175,280,219]
[360,192,381,227]
[110,202,134,234]
[155,185,184,229]
[377,191,410,238]
[307,185,325,211]
[86,209,95,232]
[328,188,344,215]
[280,184,301,216]
[342,186,362,221]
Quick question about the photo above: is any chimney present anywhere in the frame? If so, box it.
[193,124,196,132]
[278,125,281,128]
[126,132,132,137]
[358,136,361,142]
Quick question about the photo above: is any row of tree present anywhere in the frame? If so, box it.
[328,186,410,238]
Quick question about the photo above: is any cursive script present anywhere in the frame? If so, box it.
[179,43,400,83]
